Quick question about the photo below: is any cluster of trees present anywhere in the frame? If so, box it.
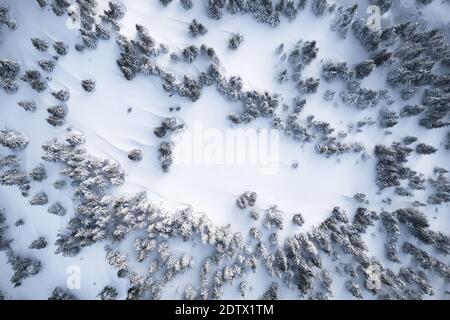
[189,19,208,37]
[0,209,42,287]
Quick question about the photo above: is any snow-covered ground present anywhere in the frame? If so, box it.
[0,0,449,300]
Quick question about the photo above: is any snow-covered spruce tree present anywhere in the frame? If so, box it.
[16,100,37,112]
[53,41,68,55]
[427,169,450,205]
[236,191,257,209]
[29,191,49,206]
[128,148,143,161]
[48,201,67,216]
[275,0,298,21]
[387,60,435,89]
[48,287,77,300]
[20,69,47,92]
[373,143,412,189]
[100,1,126,31]
[81,78,95,92]
[352,18,381,52]
[8,252,42,287]
[370,0,392,14]
[419,89,449,129]
[0,155,31,196]
[46,104,68,127]
[31,37,49,51]
[38,59,56,73]
[340,81,384,109]
[292,213,305,226]
[415,143,437,155]
[229,33,243,50]
[263,205,284,230]
[98,286,118,300]
[262,281,281,300]
[402,242,450,280]
[249,1,281,28]
[158,141,174,172]
[380,211,400,262]
[399,104,424,118]
[378,107,399,128]
[51,89,70,102]
[297,77,320,94]
[189,19,207,37]
[311,0,328,16]
[51,0,70,16]
[206,0,225,20]
[0,3,16,30]
[29,237,48,250]
[331,4,357,39]
[182,45,199,63]
[0,129,29,150]
[354,60,375,79]
[0,58,20,94]
[153,117,185,138]
[180,0,193,10]
[321,60,352,82]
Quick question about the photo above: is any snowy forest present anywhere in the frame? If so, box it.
[0,0,449,300]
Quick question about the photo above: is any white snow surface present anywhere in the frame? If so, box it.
[0,0,448,300]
